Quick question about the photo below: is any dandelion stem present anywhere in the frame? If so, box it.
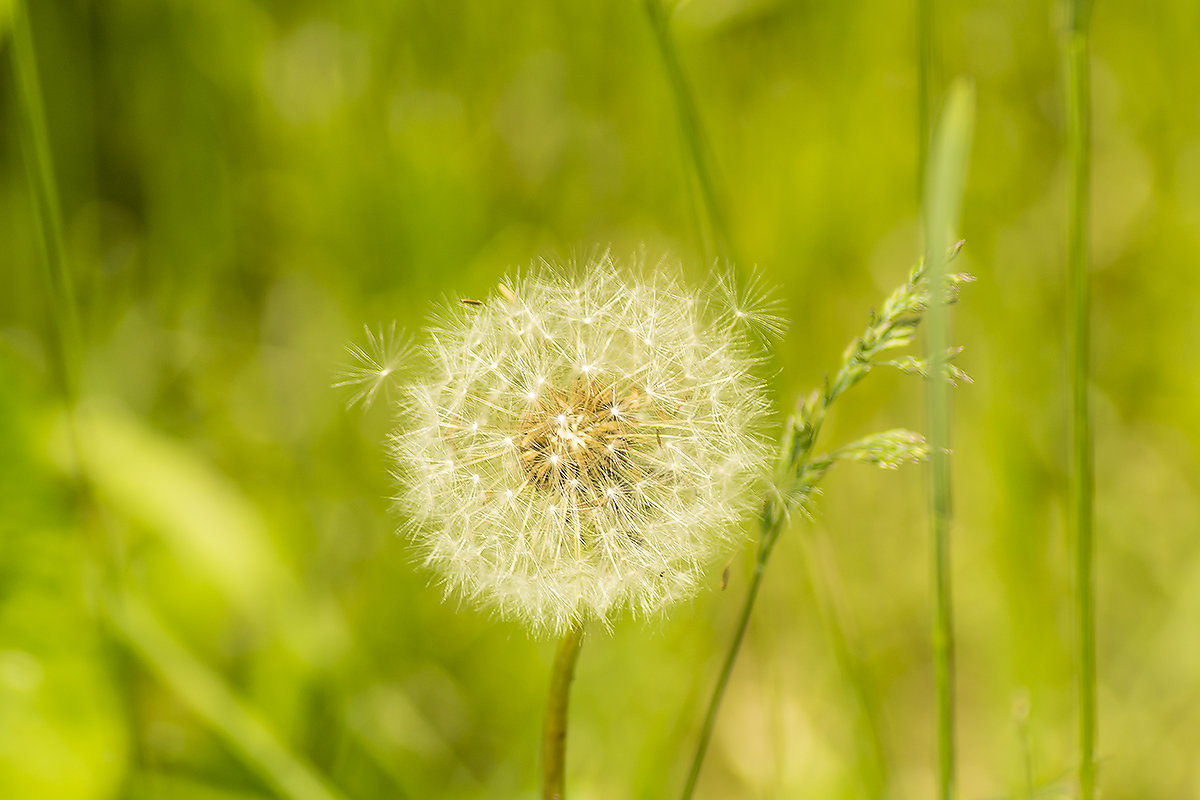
[1065,0,1095,796]
[542,621,586,800]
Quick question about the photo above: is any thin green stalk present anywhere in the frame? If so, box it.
[1065,1,1095,796]
[930,435,954,800]
[1015,696,1034,800]
[109,593,347,800]
[681,527,775,800]
[916,0,933,204]
[542,622,586,800]
[922,80,975,800]
[796,529,889,798]
[11,0,83,402]
[642,0,736,266]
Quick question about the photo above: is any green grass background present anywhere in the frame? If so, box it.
[3,0,1198,798]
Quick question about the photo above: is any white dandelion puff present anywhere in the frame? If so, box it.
[389,255,774,634]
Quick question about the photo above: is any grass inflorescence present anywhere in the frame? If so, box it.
[682,248,973,799]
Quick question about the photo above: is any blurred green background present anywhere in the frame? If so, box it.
[3,0,1198,798]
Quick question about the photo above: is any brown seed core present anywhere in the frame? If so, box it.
[516,378,648,504]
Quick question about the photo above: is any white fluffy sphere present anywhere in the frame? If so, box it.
[391,256,774,633]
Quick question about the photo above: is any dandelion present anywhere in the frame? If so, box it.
[340,253,776,799]
[386,254,773,635]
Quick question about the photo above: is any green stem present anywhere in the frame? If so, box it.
[796,530,889,798]
[542,622,586,800]
[929,261,955,800]
[11,0,83,403]
[922,81,975,800]
[681,527,776,800]
[930,445,954,800]
[1065,1,1095,796]
[682,354,898,798]
[916,0,933,205]
[642,0,736,266]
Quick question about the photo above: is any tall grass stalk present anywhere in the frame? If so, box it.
[795,529,889,797]
[916,0,933,202]
[922,79,975,800]
[1065,0,1095,796]
[10,0,82,403]
[542,623,586,800]
[642,0,737,265]
[109,593,347,800]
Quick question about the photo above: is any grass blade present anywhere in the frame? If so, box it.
[10,0,82,402]
[680,536,770,800]
[1065,0,1095,796]
[642,0,737,265]
[922,78,975,800]
[109,593,348,800]
[916,0,933,204]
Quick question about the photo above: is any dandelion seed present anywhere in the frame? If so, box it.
[334,323,413,409]
[714,265,787,340]
[389,255,773,634]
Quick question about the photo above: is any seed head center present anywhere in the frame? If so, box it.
[517,378,642,500]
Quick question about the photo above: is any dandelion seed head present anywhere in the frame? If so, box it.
[390,254,774,634]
